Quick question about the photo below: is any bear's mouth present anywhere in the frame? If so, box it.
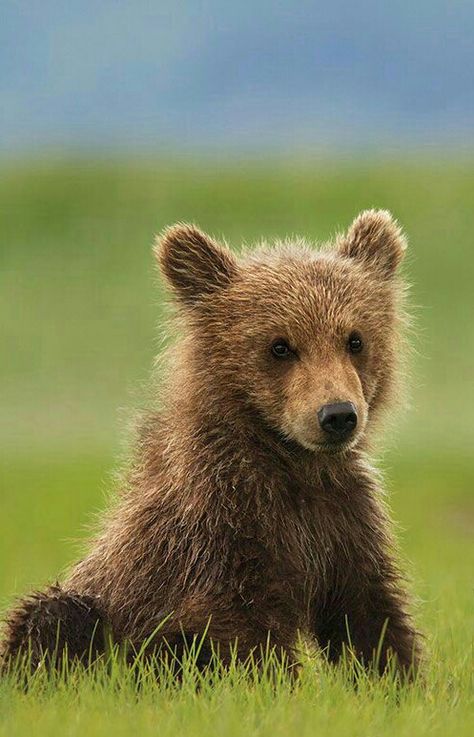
[275,424,359,456]
[289,434,358,455]
[313,438,357,455]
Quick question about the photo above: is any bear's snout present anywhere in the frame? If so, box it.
[317,402,358,442]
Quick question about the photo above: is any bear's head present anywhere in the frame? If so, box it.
[156,210,407,456]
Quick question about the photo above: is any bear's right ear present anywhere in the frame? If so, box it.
[337,209,407,278]
[155,223,238,304]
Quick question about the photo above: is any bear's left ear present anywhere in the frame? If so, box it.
[155,223,238,305]
[338,209,407,278]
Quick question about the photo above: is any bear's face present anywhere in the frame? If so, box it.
[157,211,407,455]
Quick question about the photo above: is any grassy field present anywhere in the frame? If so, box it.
[0,158,473,735]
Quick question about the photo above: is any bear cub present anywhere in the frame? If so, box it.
[2,210,422,678]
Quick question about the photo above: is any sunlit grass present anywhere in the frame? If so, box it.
[0,636,472,737]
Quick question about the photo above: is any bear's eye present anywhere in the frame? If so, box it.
[271,339,293,359]
[347,331,363,354]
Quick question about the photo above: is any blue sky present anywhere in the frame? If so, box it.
[1,1,473,154]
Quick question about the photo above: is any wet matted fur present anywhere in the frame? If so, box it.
[1,210,422,679]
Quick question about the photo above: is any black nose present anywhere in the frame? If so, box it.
[317,402,358,440]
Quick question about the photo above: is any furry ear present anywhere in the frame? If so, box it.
[338,209,407,277]
[155,223,238,304]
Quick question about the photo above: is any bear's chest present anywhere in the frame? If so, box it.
[225,500,336,630]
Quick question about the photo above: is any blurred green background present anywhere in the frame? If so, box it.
[1,157,473,619]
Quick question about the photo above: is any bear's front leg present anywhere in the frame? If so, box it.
[313,551,422,680]
[1,585,107,672]
[151,605,300,676]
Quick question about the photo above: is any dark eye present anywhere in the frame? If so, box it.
[347,331,363,354]
[271,339,292,358]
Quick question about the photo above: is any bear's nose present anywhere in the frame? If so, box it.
[317,402,358,440]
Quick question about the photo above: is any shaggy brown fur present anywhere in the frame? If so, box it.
[2,210,422,678]
[2,586,107,671]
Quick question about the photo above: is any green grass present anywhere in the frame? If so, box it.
[0,157,473,735]
[0,639,471,737]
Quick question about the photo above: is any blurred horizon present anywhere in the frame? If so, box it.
[2,1,473,157]
[1,3,473,460]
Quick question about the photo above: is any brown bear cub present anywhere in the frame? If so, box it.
[2,210,422,678]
